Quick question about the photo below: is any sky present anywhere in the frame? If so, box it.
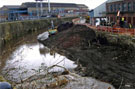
[0,0,107,9]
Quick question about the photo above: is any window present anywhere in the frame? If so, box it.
[108,5,111,12]
[117,4,121,11]
[114,4,116,12]
[134,3,135,11]
[120,4,122,11]
[107,5,110,12]
[123,3,127,11]
[122,3,124,11]
[128,3,132,11]
[110,5,113,12]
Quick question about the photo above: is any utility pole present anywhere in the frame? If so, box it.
[40,0,43,16]
[35,0,39,18]
[35,0,50,17]
[48,0,51,15]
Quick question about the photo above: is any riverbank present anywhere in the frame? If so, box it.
[0,17,76,55]
[39,23,135,89]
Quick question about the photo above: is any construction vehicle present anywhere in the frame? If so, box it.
[48,27,57,35]
[48,20,57,35]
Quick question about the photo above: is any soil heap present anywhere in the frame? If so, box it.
[39,23,135,89]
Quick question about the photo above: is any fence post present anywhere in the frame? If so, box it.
[134,29,135,36]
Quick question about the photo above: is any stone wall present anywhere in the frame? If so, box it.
[0,17,76,55]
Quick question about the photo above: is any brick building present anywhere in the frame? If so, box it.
[106,0,135,26]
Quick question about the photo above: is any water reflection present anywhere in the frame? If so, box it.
[2,43,77,82]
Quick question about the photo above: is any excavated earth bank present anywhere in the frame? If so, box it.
[39,23,135,89]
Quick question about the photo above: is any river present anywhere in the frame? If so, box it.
[0,31,77,83]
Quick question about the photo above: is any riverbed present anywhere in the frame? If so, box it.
[0,29,117,89]
[0,31,77,83]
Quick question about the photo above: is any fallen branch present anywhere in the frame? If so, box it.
[48,64,68,72]
[118,76,124,89]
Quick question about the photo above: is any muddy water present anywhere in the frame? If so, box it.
[0,32,77,82]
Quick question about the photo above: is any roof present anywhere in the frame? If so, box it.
[107,0,123,3]
[89,9,94,12]
[21,2,88,8]
[3,5,20,9]
[77,4,88,8]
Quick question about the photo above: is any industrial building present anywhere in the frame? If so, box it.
[0,2,89,22]
[0,5,27,21]
[89,1,107,25]
[94,1,107,18]
[21,2,88,17]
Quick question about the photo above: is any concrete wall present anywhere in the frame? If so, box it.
[0,17,76,55]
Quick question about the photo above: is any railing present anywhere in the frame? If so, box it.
[95,26,135,36]
[72,18,135,36]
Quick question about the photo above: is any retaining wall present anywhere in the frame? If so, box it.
[0,17,76,55]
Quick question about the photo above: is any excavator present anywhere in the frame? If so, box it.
[48,20,57,35]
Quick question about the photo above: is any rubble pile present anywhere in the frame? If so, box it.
[15,71,115,89]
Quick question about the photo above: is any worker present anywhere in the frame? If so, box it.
[129,23,132,29]
[122,17,124,22]
[0,82,13,89]
[51,20,54,29]
[119,17,125,28]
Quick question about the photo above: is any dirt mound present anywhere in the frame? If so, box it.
[57,22,73,32]
[43,24,96,49]
[39,24,135,89]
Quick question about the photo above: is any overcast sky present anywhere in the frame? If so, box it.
[0,0,107,9]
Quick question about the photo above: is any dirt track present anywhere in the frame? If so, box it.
[39,23,135,89]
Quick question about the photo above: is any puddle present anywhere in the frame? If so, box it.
[2,43,77,82]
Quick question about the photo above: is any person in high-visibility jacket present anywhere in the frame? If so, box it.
[129,23,132,29]
[122,17,124,22]
[119,17,125,28]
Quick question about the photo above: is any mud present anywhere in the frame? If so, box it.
[39,24,135,89]
[15,72,115,89]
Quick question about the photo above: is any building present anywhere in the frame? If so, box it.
[89,9,94,17]
[0,2,89,22]
[0,5,20,21]
[0,5,27,21]
[89,1,107,25]
[89,9,94,25]
[94,1,107,18]
[106,0,135,26]
[21,2,89,17]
